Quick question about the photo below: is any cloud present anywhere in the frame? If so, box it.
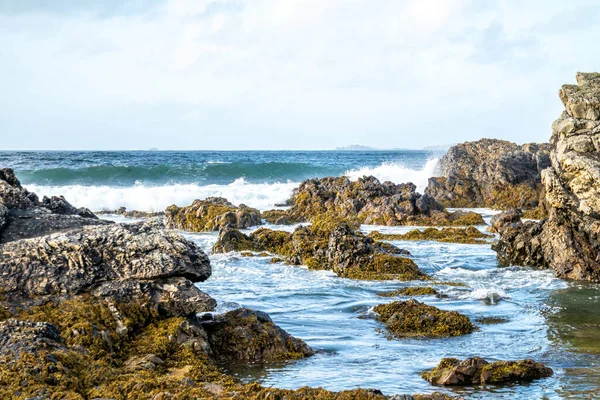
[0,0,599,149]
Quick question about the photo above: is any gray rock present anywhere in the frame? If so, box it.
[0,319,65,358]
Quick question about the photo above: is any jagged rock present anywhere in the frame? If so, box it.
[165,197,261,232]
[425,139,551,210]
[0,219,215,315]
[0,168,108,243]
[212,216,428,281]
[200,308,313,363]
[374,299,474,338]
[494,73,600,282]
[285,176,483,226]
[488,209,523,233]
[421,357,553,386]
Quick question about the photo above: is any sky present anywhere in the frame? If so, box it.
[1,0,599,150]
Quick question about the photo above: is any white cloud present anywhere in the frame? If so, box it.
[0,0,599,149]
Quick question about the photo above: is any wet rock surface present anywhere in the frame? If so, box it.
[494,73,600,282]
[421,357,553,386]
[425,139,551,211]
[0,168,109,243]
[165,197,261,232]
[369,226,492,245]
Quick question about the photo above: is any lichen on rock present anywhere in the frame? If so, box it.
[374,299,474,338]
[165,196,261,232]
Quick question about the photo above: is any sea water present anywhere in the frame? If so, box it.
[2,150,599,399]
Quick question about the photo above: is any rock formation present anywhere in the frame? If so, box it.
[165,197,262,232]
[421,357,553,386]
[0,168,109,243]
[425,139,551,212]
[494,73,600,282]
[212,215,429,281]
[369,226,492,244]
[277,176,484,226]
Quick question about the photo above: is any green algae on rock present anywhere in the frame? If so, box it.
[369,226,492,245]
[475,316,510,325]
[213,215,429,281]
[374,299,474,338]
[165,196,261,232]
[421,357,553,386]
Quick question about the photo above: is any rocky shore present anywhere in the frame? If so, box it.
[493,73,600,282]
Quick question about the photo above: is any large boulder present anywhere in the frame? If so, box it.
[422,357,553,386]
[0,168,108,243]
[425,139,551,210]
[494,73,600,282]
[165,197,261,232]
[0,219,215,316]
[282,176,482,226]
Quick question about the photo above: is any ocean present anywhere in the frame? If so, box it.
[0,150,440,212]
[2,150,599,398]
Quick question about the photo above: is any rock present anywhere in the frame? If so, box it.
[165,197,261,232]
[369,226,492,244]
[425,139,551,211]
[261,209,299,225]
[96,207,165,219]
[374,299,474,338]
[212,216,428,281]
[494,73,600,282]
[0,219,215,316]
[488,209,523,233]
[124,354,164,371]
[0,168,109,243]
[285,176,483,226]
[421,357,553,386]
[200,308,313,363]
[0,319,65,358]
[377,287,440,298]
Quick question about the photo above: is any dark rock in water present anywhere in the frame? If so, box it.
[0,168,109,243]
[422,357,553,386]
[425,139,551,211]
[201,308,314,363]
[165,197,261,232]
[282,175,483,226]
[488,209,523,233]
[374,299,474,338]
[494,73,600,282]
[370,226,492,244]
[212,216,428,281]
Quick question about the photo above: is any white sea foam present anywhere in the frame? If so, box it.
[344,158,438,194]
[25,178,298,212]
[468,288,510,304]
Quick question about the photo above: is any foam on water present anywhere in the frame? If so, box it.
[344,158,439,194]
[25,178,299,212]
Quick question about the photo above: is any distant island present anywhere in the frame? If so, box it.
[335,144,376,151]
[422,144,456,151]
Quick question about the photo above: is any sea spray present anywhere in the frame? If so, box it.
[25,179,299,212]
[344,158,439,194]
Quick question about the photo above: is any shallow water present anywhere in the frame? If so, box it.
[126,214,591,400]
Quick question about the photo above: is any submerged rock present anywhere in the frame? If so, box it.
[425,139,551,211]
[494,73,600,282]
[165,197,261,232]
[213,216,429,281]
[377,287,441,298]
[0,168,109,243]
[421,357,553,386]
[283,176,483,226]
[374,299,474,338]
